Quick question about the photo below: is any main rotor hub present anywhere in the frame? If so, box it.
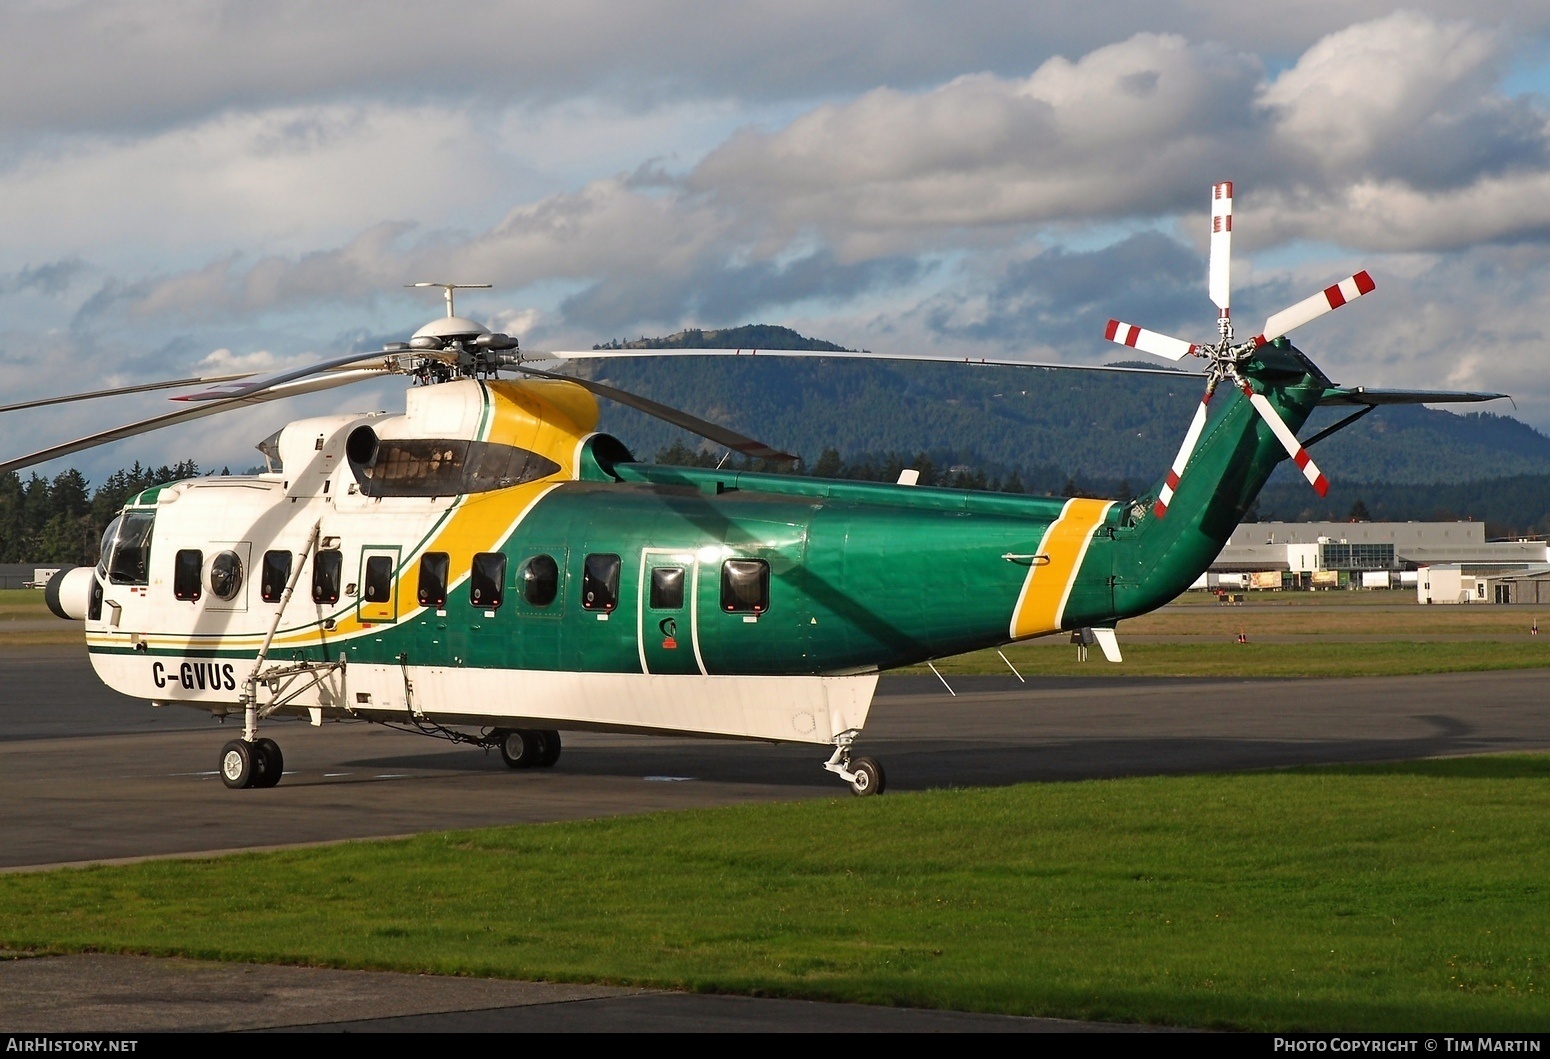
[411,316,491,342]
[389,315,520,383]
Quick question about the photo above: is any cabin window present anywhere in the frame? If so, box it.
[312,549,343,605]
[98,511,155,586]
[417,552,449,607]
[363,555,394,603]
[261,551,292,602]
[470,552,507,609]
[650,567,685,609]
[209,550,243,601]
[521,554,559,607]
[348,435,561,498]
[173,549,203,601]
[582,553,621,611]
[721,559,769,613]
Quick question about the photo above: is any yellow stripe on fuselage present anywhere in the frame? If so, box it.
[1008,498,1113,640]
[270,378,599,646]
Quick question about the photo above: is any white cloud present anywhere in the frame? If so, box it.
[5,1,1550,133]
[79,15,1550,331]
[0,105,503,267]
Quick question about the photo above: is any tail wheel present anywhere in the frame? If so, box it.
[848,756,885,797]
[220,740,255,789]
[253,738,284,788]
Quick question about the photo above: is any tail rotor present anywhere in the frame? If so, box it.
[1106,181,1366,515]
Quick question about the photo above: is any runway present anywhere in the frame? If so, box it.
[3,644,1548,1032]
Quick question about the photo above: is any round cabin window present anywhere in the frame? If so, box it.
[209,550,244,601]
[521,554,559,607]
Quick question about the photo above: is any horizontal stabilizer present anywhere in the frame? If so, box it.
[1320,387,1510,406]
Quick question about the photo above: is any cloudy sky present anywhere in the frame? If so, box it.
[5,1,1550,479]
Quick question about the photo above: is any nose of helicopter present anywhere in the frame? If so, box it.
[45,566,95,621]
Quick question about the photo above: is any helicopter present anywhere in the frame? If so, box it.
[13,183,1506,794]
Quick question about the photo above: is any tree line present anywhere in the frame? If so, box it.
[0,462,202,565]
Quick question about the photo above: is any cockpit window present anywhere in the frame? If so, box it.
[98,511,155,586]
[349,437,560,498]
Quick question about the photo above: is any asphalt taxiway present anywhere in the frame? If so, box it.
[2,644,1547,1031]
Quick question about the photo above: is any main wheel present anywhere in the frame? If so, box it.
[220,739,255,789]
[848,756,885,797]
[536,730,561,768]
[496,728,534,769]
[522,729,552,767]
[253,738,284,788]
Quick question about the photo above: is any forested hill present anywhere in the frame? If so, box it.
[577,326,1550,488]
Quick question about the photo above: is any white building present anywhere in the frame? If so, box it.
[1199,522,1550,592]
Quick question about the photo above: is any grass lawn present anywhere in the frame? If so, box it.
[0,588,76,646]
[0,587,47,614]
[1,756,1545,1031]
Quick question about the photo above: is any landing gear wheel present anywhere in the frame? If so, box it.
[537,730,561,768]
[522,730,552,767]
[848,756,885,797]
[253,738,284,788]
[496,729,534,769]
[220,739,255,789]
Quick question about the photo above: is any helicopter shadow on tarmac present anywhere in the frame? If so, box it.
[336,708,1509,792]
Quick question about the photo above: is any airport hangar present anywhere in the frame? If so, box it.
[1197,520,1550,602]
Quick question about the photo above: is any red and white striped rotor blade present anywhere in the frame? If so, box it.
[1242,384,1329,496]
[1209,181,1232,313]
[1253,271,1375,346]
[1153,384,1216,519]
[1104,319,1198,361]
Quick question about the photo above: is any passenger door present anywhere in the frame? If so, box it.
[637,548,702,675]
[357,545,402,624]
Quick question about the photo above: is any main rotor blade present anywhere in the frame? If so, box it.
[0,372,255,415]
[1103,320,1199,362]
[0,369,384,476]
[1242,383,1329,497]
[514,365,798,462]
[1152,381,1217,519]
[537,346,1203,379]
[172,349,400,401]
[1254,271,1375,346]
[1209,181,1232,313]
